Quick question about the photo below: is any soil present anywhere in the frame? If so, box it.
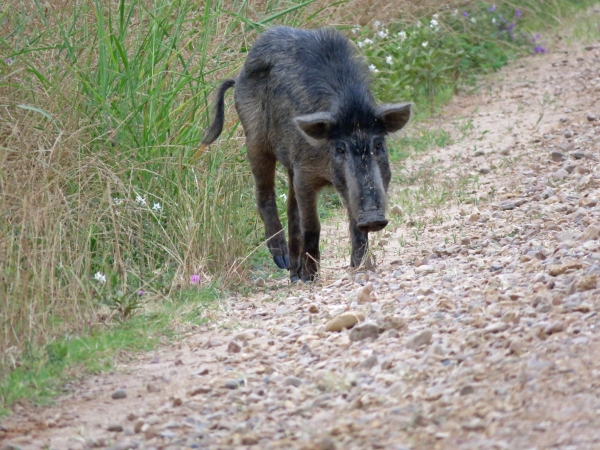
[2,32,600,450]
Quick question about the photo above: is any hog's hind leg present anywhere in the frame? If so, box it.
[248,146,289,270]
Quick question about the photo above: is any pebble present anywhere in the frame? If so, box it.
[479,166,491,174]
[390,205,403,215]
[415,265,435,274]
[355,282,374,303]
[111,389,127,400]
[587,112,597,122]
[349,323,379,342]
[544,322,565,335]
[576,275,598,292]
[228,340,242,353]
[283,376,303,387]
[484,322,509,333]
[146,384,161,393]
[324,312,365,332]
[406,330,433,349]
[552,168,569,180]
[358,355,379,369]
[225,379,245,389]
[107,424,124,432]
[580,225,600,241]
[548,261,583,276]
[459,385,475,396]
[550,150,567,162]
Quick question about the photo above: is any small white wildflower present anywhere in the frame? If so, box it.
[430,19,438,28]
[357,41,364,48]
[453,9,458,16]
[398,30,407,41]
[378,29,388,39]
[94,272,107,283]
[152,202,162,211]
[433,13,439,19]
[416,21,421,28]
[351,26,359,34]
[492,17,496,23]
[422,41,428,48]
[470,17,476,23]
[112,198,124,206]
[374,20,381,29]
[279,193,287,202]
[385,55,393,65]
[369,64,379,73]
[135,195,146,206]
[364,38,373,45]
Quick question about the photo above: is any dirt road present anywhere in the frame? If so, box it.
[2,34,600,450]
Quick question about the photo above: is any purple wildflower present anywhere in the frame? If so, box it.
[3,58,14,65]
[515,9,522,18]
[534,46,546,54]
[462,11,469,17]
[533,33,541,41]
[190,274,201,285]
[137,290,144,296]
[489,5,496,12]
[506,22,515,31]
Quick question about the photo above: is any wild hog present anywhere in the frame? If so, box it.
[201,27,411,282]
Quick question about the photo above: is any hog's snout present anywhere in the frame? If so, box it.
[356,211,388,233]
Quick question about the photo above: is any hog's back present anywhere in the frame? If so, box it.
[234,27,372,167]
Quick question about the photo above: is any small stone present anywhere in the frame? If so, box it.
[111,389,127,400]
[559,117,570,124]
[415,265,435,274]
[324,312,365,332]
[227,340,242,353]
[406,329,433,349]
[576,275,598,292]
[196,367,209,376]
[468,212,480,222]
[461,236,471,245]
[225,379,245,389]
[390,205,403,216]
[550,150,567,162]
[551,168,569,180]
[356,282,374,303]
[172,397,182,407]
[355,272,368,284]
[478,166,491,174]
[462,419,486,431]
[308,304,319,314]
[358,355,379,369]
[241,433,260,446]
[564,128,574,138]
[544,322,565,335]
[188,386,211,396]
[255,277,265,287]
[587,112,597,122]
[313,437,337,450]
[134,420,144,434]
[509,339,525,355]
[146,384,161,393]
[459,385,475,396]
[107,423,124,432]
[474,149,485,156]
[233,331,256,341]
[484,322,509,333]
[548,261,583,276]
[541,188,554,199]
[499,146,510,156]
[283,377,303,387]
[571,151,585,160]
[349,323,379,342]
[580,225,600,241]
[501,202,517,210]
[378,315,407,331]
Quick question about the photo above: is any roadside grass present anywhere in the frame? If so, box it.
[1,0,599,414]
[0,285,220,416]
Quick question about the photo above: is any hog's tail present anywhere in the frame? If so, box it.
[201,79,236,145]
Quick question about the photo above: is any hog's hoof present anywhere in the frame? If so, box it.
[290,275,300,284]
[273,254,290,270]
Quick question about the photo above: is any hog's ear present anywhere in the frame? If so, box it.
[376,103,412,134]
[294,112,335,145]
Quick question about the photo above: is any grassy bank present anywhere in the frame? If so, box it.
[1,0,599,412]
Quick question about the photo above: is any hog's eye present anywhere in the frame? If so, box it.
[374,140,384,151]
[336,144,346,154]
